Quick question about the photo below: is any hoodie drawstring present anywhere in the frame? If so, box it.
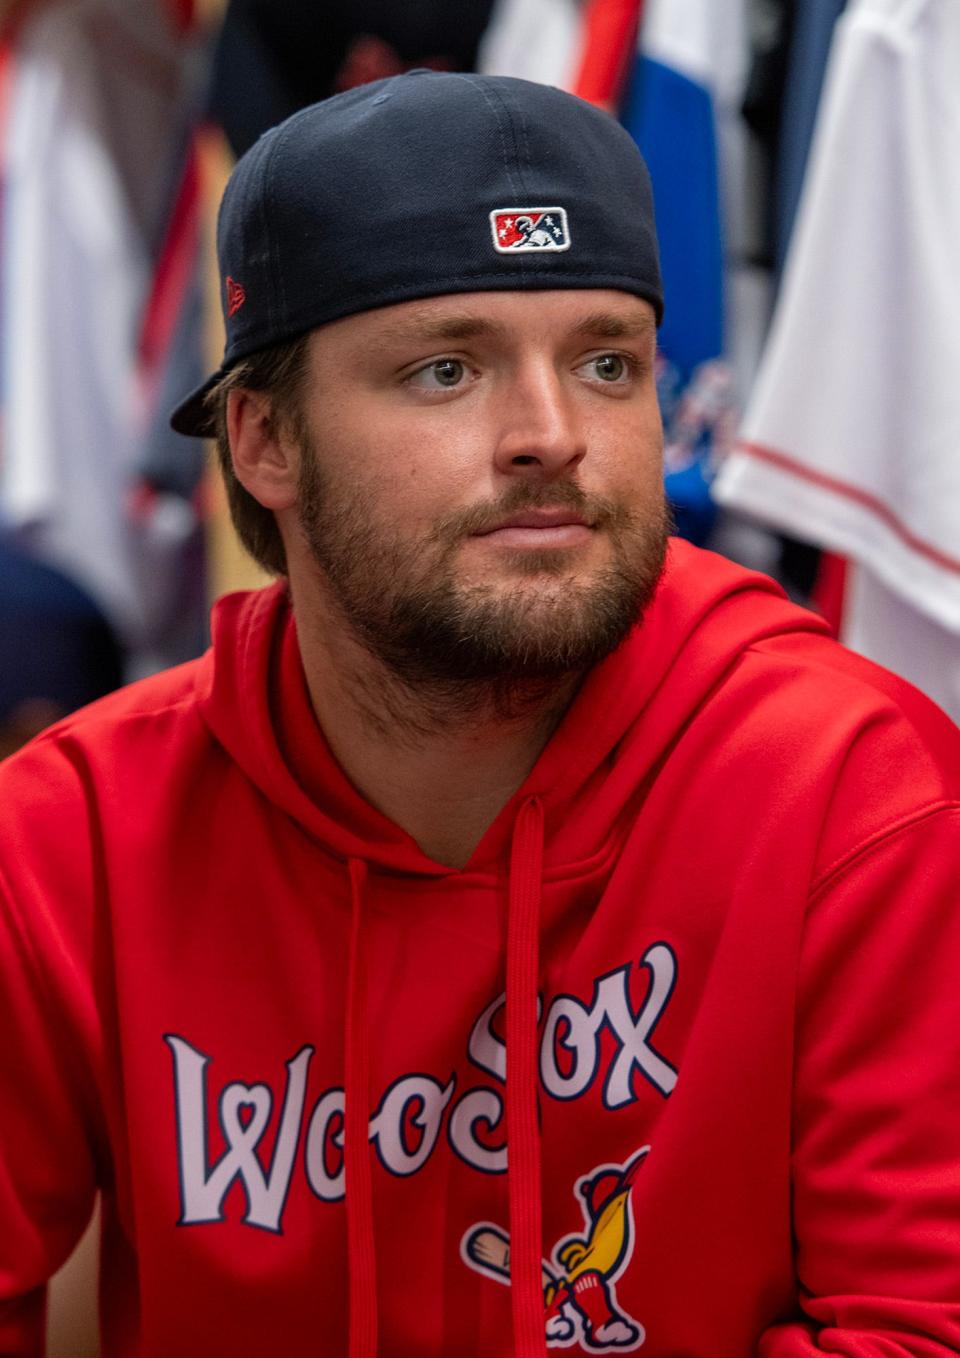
[507,796,548,1357]
[344,799,547,1357]
[346,857,377,1358]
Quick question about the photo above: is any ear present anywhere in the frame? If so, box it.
[226,388,299,511]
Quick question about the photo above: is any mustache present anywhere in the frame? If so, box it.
[431,481,628,544]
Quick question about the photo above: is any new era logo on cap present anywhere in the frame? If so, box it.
[226,276,246,318]
[490,207,570,253]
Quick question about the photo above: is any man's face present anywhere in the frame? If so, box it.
[287,288,668,685]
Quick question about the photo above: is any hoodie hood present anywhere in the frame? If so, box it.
[195,538,830,878]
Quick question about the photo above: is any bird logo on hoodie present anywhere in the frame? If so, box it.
[462,1146,649,1350]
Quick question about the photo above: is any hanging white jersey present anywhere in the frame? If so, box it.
[477,0,581,88]
[715,0,960,638]
[844,564,960,723]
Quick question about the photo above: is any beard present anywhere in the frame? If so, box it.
[296,442,669,691]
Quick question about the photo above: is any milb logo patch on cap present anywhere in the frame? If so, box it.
[490,207,571,253]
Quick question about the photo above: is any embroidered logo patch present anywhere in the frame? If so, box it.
[462,1145,649,1351]
[226,276,246,318]
[490,207,571,253]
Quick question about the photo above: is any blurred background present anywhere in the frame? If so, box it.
[2,0,958,755]
[0,0,956,1343]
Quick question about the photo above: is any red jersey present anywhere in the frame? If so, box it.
[2,540,959,1356]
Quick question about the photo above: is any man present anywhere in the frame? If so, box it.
[1,71,958,1358]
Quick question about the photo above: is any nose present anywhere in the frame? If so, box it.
[492,362,587,477]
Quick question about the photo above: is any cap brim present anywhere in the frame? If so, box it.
[169,370,222,438]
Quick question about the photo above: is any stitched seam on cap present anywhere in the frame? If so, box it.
[484,80,531,198]
[517,91,533,194]
[259,107,316,327]
[461,74,524,199]
[515,89,536,281]
[254,129,284,331]
[461,73,530,274]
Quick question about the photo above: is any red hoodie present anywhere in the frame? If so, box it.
[1,539,959,1357]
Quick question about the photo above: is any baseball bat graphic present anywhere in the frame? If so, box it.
[465,1225,559,1292]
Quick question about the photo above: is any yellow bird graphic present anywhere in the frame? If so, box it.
[557,1146,648,1282]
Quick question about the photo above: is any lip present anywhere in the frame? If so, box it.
[473,509,590,535]
[470,509,594,551]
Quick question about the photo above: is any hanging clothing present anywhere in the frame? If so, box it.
[0,0,199,645]
[841,562,960,727]
[715,0,960,717]
[621,0,735,381]
[774,0,847,271]
[477,0,582,87]
[619,0,749,544]
[2,539,959,1354]
[572,0,644,109]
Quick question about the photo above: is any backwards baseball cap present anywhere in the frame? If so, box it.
[170,69,663,437]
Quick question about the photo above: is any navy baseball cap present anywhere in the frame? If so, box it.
[171,70,663,437]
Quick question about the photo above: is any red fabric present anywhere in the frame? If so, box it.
[572,0,644,110]
[506,798,546,1357]
[810,551,848,639]
[345,860,378,1358]
[0,0,43,44]
[163,0,196,35]
[137,141,201,397]
[0,42,14,131]
[1,541,960,1355]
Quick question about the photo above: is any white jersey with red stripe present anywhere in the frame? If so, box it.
[715,0,960,701]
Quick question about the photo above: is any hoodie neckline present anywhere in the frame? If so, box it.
[196,539,831,880]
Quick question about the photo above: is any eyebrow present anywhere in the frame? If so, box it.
[571,310,657,341]
[374,313,508,344]
[371,304,657,346]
